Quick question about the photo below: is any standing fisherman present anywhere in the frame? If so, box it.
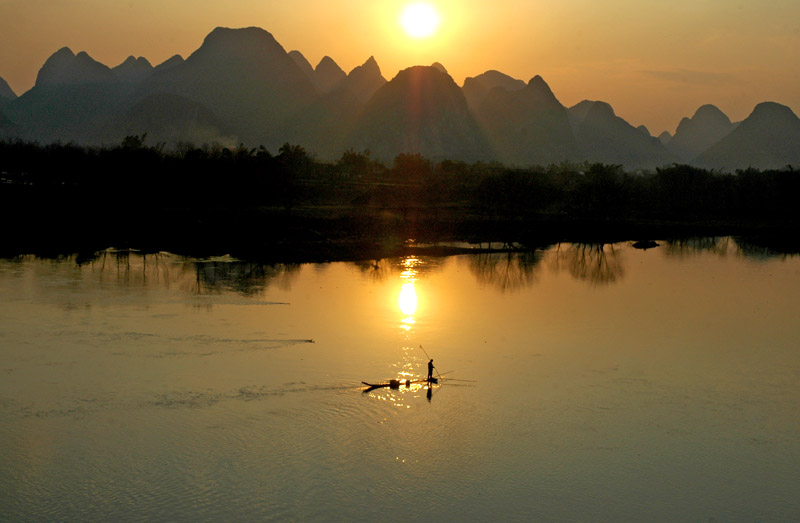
[427,359,435,381]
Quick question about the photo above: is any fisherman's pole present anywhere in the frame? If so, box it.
[419,345,443,381]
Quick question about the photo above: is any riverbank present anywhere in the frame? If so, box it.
[3,202,798,263]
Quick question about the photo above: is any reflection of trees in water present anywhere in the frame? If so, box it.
[663,237,799,261]
[663,237,732,258]
[195,261,300,295]
[467,251,545,292]
[732,237,800,261]
[352,256,445,283]
[86,250,299,295]
[12,235,795,296]
[353,259,395,283]
[94,250,196,291]
[549,243,624,285]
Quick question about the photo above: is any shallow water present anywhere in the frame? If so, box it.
[1,240,799,521]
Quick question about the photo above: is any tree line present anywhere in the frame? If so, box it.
[2,136,797,218]
[1,137,798,257]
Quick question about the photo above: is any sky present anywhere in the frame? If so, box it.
[1,0,799,135]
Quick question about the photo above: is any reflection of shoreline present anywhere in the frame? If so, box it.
[664,236,799,261]
[4,250,301,297]
[548,243,625,286]
[467,250,545,292]
[4,237,795,295]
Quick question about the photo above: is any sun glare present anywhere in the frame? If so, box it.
[400,3,441,39]
[399,283,418,316]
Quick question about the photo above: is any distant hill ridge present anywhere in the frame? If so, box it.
[570,101,678,169]
[694,102,800,171]
[113,56,154,85]
[473,74,578,165]
[36,47,118,87]
[350,65,491,162]
[667,104,736,162]
[0,76,17,102]
[1,25,798,170]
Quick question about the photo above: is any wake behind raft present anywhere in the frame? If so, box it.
[361,377,438,392]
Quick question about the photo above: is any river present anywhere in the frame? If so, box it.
[1,238,799,521]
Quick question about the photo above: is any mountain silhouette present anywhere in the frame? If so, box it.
[35,47,118,86]
[0,25,797,170]
[473,75,579,165]
[0,76,16,103]
[431,62,448,74]
[667,104,735,161]
[349,65,491,162]
[113,56,154,86]
[0,77,16,136]
[694,102,800,170]
[3,47,123,142]
[289,50,315,80]
[136,26,316,148]
[340,56,386,104]
[462,70,526,111]
[285,56,388,159]
[154,54,185,72]
[570,100,677,169]
[314,56,346,93]
[567,100,595,131]
[0,108,16,138]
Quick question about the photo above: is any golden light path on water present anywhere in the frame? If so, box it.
[365,255,436,406]
[398,256,420,324]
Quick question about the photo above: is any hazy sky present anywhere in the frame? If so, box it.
[1,0,799,134]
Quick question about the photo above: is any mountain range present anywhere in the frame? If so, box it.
[1,26,799,171]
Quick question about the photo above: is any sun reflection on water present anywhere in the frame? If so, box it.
[398,257,421,331]
[399,284,418,317]
[363,256,439,405]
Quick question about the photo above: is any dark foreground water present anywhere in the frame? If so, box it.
[1,239,799,521]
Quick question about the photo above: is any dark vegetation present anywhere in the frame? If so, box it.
[1,137,799,261]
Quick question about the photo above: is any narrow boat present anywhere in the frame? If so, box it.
[361,377,438,390]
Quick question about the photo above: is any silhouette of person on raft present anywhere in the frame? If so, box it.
[427,359,435,381]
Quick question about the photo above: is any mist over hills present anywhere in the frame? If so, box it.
[1,26,798,170]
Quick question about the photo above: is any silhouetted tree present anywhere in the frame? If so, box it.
[336,148,381,180]
[392,153,432,184]
[654,164,717,215]
[573,164,628,217]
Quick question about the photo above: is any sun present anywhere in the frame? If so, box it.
[400,3,441,39]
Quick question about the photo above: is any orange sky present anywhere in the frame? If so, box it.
[1,0,798,135]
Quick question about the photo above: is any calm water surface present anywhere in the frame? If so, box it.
[1,239,799,521]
